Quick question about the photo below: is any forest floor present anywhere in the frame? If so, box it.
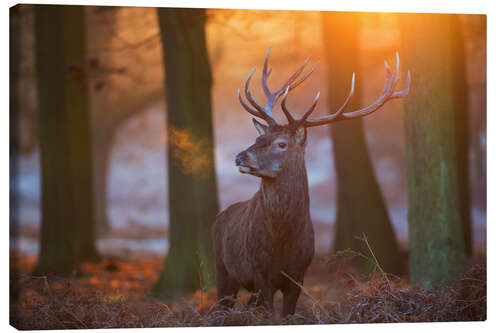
[10,249,486,329]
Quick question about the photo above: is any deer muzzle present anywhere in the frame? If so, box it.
[235,152,256,173]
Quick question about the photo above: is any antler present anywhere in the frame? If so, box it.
[281,86,321,130]
[238,47,318,126]
[301,52,411,128]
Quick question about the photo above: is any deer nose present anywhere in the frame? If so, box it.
[235,152,246,166]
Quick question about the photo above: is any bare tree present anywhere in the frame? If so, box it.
[10,5,22,299]
[153,7,219,298]
[34,4,99,275]
[400,13,467,288]
[451,15,472,255]
[322,12,404,275]
[87,6,164,235]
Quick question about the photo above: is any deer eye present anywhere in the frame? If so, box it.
[278,142,287,149]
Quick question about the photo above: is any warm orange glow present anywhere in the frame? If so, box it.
[164,126,214,177]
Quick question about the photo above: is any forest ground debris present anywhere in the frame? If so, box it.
[10,250,485,329]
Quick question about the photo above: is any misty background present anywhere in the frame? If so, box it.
[11,8,486,257]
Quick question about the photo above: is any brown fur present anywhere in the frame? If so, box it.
[212,125,315,316]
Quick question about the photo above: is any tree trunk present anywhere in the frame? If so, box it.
[93,132,113,235]
[34,4,99,275]
[322,12,404,275]
[153,8,219,298]
[10,5,22,244]
[89,7,117,236]
[469,16,486,214]
[93,88,164,236]
[400,13,467,288]
[10,5,22,302]
[451,16,472,255]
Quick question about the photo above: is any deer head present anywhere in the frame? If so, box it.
[235,48,410,179]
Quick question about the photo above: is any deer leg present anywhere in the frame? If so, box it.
[247,290,267,307]
[215,264,239,307]
[255,285,275,313]
[247,293,260,307]
[282,275,303,317]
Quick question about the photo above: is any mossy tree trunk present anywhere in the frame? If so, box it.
[153,8,219,298]
[400,14,467,288]
[322,12,404,275]
[34,5,99,275]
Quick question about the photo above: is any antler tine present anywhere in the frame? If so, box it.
[281,84,321,128]
[287,61,319,92]
[262,48,273,97]
[341,52,405,119]
[270,60,319,110]
[239,68,277,126]
[244,69,266,114]
[304,72,356,127]
[304,52,410,127]
[238,89,260,118]
[391,70,411,98]
[275,56,311,95]
[280,86,297,125]
[394,51,401,85]
[238,48,318,126]
[388,51,400,92]
[261,49,316,113]
[296,91,321,128]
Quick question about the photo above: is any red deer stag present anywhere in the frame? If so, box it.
[212,49,410,316]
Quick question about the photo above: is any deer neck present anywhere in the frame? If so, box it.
[258,156,310,223]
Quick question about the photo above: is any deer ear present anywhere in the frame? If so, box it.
[294,126,307,145]
[252,118,268,135]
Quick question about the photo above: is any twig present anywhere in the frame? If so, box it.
[356,234,391,286]
[62,306,88,329]
[456,296,487,312]
[39,306,67,329]
[161,303,181,326]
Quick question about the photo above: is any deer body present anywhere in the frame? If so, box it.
[213,134,314,315]
[212,49,410,316]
